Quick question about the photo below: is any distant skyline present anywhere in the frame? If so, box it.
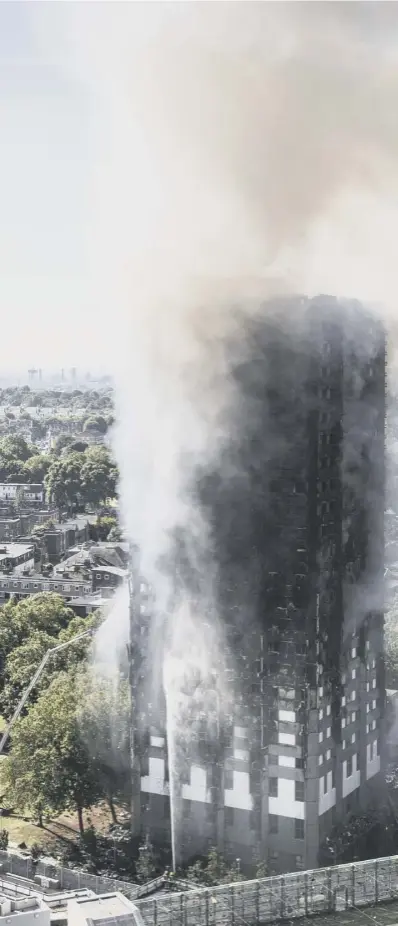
[0,3,112,372]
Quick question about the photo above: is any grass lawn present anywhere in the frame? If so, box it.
[3,802,126,856]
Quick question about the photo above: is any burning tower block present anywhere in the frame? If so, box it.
[134,296,386,875]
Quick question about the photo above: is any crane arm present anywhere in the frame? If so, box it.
[0,628,94,755]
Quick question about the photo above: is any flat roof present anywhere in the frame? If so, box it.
[0,895,49,914]
[69,595,108,607]
[0,483,43,490]
[93,566,126,577]
[73,894,134,921]
[0,543,33,558]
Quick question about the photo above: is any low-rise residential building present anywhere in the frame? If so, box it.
[0,484,44,504]
[0,573,92,603]
[68,592,113,618]
[41,519,90,564]
[54,542,125,577]
[0,543,34,574]
[92,565,127,592]
[0,518,21,541]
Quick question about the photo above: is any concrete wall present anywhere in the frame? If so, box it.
[0,906,49,926]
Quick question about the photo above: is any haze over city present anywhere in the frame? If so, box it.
[1,3,398,926]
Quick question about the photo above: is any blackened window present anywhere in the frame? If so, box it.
[295,780,305,802]
[269,814,278,834]
[225,807,233,826]
[269,778,278,798]
[224,770,233,789]
[295,758,304,769]
[347,757,353,778]
[163,801,170,820]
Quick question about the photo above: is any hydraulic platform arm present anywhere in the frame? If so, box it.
[0,628,94,755]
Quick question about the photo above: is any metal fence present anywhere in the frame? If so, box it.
[0,850,139,900]
[135,854,398,926]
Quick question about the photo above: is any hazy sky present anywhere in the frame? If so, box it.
[0,2,104,373]
[3,1,398,376]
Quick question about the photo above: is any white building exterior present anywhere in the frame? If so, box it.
[68,892,144,926]
[0,895,49,926]
[0,485,44,503]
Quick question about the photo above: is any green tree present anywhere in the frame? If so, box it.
[90,516,119,542]
[184,848,245,885]
[252,847,268,879]
[108,525,123,542]
[83,415,108,436]
[78,671,130,822]
[135,840,157,883]
[0,611,101,719]
[81,448,118,507]
[0,436,34,462]
[0,593,74,671]
[52,434,75,457]
[69,440,89,454]
[23,454,51,483]
[0,671,102,832]
[0,435,35,482]
[45,452,86,511]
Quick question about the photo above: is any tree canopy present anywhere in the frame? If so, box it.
[83,415,108,436]
[45,446,118,512]
[0,670,102,832]
[0,436,37,482]
[0,607,101,719]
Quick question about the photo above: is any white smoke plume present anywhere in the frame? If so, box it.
[35,0,398,573]
[33,1,398,861]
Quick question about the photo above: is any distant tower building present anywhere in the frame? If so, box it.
[136,297,386,874]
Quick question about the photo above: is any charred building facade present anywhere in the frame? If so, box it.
[131,297,386,875]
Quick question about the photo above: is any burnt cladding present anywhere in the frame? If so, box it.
[141,295,386,872]
[190,297,385,712]
[194,304,316,690]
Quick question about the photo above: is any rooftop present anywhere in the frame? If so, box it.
[73,895,133,920]
[0,894,49,917]
[68,594,111,608]
[69,893,144,926]
[45,518,89,534]
[0,484,43,491]
[93,566,126,577]
[0,543,33,559]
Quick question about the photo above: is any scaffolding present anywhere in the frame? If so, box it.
[135,854,398,926]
